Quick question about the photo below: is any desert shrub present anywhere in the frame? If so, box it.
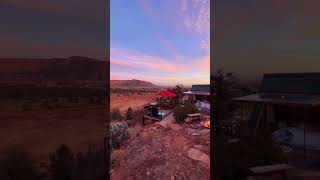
[110,122,130,149]
[173,103,199,123]
[48,145,105,180]
[0,148,39,180]
[125,109,144,126]
[213,130,285,180]
[110,108,122,121]
[111,149,126,168]
[125,107,134,121]
[48,144,75,180]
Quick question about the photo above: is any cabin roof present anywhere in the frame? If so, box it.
[191,84,210,92]
[234,93,320,107]
[234,73,320,107]
[183,84,211,96]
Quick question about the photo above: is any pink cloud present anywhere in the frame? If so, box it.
[182,0,210,34]
[111,71,209,86]
[180,0,188,12]
[110,72,179,86]
[111,47,180,73]
[110,47,210,85]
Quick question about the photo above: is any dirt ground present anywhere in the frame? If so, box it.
[110,121,211,180]
[0,100,106,162]
[110,92,210,179]
[110,93,156,112]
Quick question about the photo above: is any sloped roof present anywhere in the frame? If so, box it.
[191,84,210,92]
[233,93,320,107]
[234,73,320,107]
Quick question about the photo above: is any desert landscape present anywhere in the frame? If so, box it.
[110,93,156,112]
[0,57,108,179]
[109,82,211,179]
[0,101,106,162]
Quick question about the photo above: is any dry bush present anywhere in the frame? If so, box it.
[173,103,199,123]
[110,108,122,121]
[110,122,130,149]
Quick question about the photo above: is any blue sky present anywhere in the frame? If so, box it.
[111,0,210,86]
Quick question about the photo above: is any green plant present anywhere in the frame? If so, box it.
[110,122,130,149]
[110,108,122,121]
[125,107,134,121]
[173,103,199,123]
[170,84,184,105]
[212,69,236,135]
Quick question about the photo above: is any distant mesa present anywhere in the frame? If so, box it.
[0,56,108,82]
[110,79,157,89]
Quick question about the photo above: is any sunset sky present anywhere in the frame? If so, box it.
[110,0,210,86]
[214,0,320,83]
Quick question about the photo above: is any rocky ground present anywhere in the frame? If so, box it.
[110,114,210,180]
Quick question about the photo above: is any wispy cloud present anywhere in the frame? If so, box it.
[182,0,210,34]
[111,47,179,72]
[112,0,210,86]
[180,0,188,12]
[110,47,209,86]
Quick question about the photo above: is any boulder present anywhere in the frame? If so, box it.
[199,129,210,135]
[187,148,210,166]
[193,144,204,150]
[185,128,197,135]
[169,123,183,131]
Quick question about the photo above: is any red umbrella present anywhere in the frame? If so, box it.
[157,89,176,97]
